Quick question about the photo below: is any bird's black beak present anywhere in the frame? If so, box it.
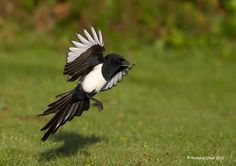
[121,60,130,66]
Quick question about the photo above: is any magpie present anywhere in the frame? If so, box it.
[39,26,134,141]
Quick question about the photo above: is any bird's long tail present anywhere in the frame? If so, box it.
[39,87,90,141]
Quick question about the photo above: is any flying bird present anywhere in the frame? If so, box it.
[39,26,134,141]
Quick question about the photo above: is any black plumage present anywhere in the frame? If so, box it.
[64,44,104,82]
[39,26,134,141]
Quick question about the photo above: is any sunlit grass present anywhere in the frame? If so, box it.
[0,39,235,165]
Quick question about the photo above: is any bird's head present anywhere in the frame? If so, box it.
[105,53,130,68]
[102,53,134,80]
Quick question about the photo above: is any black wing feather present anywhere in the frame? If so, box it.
[101,64,134,91]
[64,45,104,82]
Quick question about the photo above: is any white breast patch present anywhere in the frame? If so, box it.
[82,64,107,93]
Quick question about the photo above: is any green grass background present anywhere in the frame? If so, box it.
[0,32,235,165]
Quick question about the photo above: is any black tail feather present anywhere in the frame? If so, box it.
[55,90,74,98]
[67,102,79,121]
[40,89,90,141]
[39,96,71,116]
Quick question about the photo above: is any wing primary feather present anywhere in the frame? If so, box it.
[113,75,118,85]
[64,28,105,82]
[98,29,103,45]
[64,59,88,74]
[69,47,83,52]
[71,40,87,48]
[102,66,133,91]
[76,33,90,45]
[91,26,99,43]
[84,29,95,43]
[118,72,122,81]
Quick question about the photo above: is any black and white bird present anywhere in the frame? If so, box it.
[39,26,134,141]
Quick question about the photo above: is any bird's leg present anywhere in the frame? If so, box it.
[89,97,103,111]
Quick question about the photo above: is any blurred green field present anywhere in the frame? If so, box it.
[0,33,235,165]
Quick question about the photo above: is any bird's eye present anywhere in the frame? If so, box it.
[111,59,120,64]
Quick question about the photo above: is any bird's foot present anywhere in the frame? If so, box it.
[88,97,104,111]
[91,101,103,111]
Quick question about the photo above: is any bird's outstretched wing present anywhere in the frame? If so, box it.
[101,64,134,91]
[64,27,105,82]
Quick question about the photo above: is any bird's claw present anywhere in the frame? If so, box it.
[92,102,103,111]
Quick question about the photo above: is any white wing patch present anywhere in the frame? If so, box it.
[67,27,104,63]
[82,64,107,93]
[102,68,129,90]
